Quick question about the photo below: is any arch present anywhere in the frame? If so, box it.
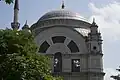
[35,26,88,54]
[54,52,62,72]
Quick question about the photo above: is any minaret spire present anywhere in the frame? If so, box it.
[22,20,29,30]
[92,17,96,25]
[14,0,19,10]
[93,17,95,22]
[61,0,65,9]
[25,20,27,25]
[11,0,20,30]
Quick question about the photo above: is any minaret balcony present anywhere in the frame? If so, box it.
[11,22,20,30]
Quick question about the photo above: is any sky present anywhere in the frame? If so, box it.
[0,0,120,80]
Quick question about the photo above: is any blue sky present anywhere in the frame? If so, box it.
[0,0,117,28]
[0,0,120,80]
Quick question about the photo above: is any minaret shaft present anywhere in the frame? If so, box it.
[11,0,20,30]
[14,9,18,23]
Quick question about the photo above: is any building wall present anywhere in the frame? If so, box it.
[35,26,88,54]
[34,26,104,80]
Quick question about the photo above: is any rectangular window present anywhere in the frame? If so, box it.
[54,52,62,72]
[71,59,80,72]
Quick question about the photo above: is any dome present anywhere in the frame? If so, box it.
[39,10,86,21]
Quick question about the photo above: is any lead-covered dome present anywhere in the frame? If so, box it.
[31,9,91,37]
[39,10,86,21]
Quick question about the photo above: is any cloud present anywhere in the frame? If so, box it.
[104,68,118,80]
[88,2,120,41]
[88,1,120,80]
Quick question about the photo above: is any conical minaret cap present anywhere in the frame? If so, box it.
[91,18,98,27]
[14,0,19,10]
[22,20,29,29]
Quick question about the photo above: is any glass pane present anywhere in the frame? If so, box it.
[72,59,80,72]
[54,52,62,72]
[39,41,50,53]
[52,36,66,43]
[67,40,79,53]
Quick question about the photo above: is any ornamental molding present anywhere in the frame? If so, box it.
[31,19,91,30]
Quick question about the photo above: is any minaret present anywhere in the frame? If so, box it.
[88,18,102,53]
[11,0,20,30]
[87,18,105,80]
[22,20,31,33]
[22,20,29,30]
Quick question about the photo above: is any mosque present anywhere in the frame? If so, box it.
[11,0,105,80]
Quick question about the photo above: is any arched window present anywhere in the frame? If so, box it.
[52,36,66,43]
[54,52,62,72]
[39,41,50,53]
[72,59,80,72]
[67,40,79,53]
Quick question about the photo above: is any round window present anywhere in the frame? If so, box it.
[93,46,97,50]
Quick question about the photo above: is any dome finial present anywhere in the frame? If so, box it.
[61,0,65,9]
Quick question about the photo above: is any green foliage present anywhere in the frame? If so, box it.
[0,0,13,4]
[0,29,63,80]
[5,0,13,4]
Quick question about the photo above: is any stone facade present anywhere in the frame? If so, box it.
[31,10,105,80]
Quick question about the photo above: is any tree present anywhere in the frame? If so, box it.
[0,29,62,80]
[0,0,13,4]
[111,66,120,80]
